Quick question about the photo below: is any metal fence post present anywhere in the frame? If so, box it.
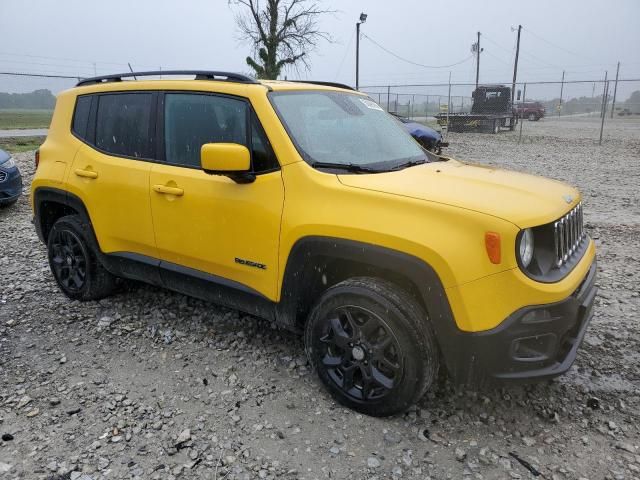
[386,85,391,112]
[518,83,526,144]
[600,72,608,119]
[599,80,609,145]
[610,61,620,118]
[558,70,565,117]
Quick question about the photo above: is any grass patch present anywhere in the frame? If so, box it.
[0,109,52,129]
[0,136,43,153]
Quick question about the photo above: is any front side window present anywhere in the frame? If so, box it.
[250,112,279,172]
[95,93,153,158]
[164,93,247,168]
[270,91,427,169]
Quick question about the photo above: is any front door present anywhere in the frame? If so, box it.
[149,92,284,300]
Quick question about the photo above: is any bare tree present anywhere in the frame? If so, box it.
[230,0,332,79]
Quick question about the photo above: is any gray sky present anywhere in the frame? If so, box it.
[1,0,640,98]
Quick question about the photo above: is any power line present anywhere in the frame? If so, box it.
[521,27,594,61]
[334,28,356,81]
[482,34,514,55]
[483,50,512,66]
[361,33,474,69]
[0,51,159,69]
[0,71,83,80]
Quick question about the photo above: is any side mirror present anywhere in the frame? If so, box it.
[200,143,254,184]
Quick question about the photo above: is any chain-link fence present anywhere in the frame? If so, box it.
[361,79,640,145]
[1,72,639,146]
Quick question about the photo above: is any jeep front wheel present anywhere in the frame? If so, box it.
[305,277,439,417]
[47,215,116,301]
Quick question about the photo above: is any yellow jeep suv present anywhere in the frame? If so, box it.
[31,71,597,416]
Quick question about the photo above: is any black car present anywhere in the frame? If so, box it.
[0,148,23,207]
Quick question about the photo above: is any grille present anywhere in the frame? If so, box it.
[0,171,6,182]
[553,202,585,267]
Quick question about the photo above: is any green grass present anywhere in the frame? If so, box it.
[0,136,43,153]
[0,109,53,129]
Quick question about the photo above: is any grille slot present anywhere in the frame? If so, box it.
[0,171,6,182]
[553,202,585,267]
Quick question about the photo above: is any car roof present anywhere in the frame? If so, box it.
[71,71,359,95]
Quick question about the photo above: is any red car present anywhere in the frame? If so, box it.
[516,102,545,121]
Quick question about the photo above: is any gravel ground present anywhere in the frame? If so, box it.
[1,117,639,480]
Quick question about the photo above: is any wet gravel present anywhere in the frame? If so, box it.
[1,117,639,479]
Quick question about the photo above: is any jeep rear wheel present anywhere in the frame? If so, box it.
[528,113,538,121]
[305,277,439,417]
[47,215,116,301]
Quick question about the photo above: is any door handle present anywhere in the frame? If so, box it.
[153,184,184,196]
[75,169,98,179]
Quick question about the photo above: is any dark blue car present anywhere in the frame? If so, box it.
[391,113,447,154]
[0,148,23,207]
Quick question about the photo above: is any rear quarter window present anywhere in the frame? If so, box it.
[72,95,92,140]
[95,93,153,159]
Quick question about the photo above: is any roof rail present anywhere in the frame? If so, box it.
[294,80,355,91]
[76,70,259,87]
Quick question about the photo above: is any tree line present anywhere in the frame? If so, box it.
[0,89,56,110]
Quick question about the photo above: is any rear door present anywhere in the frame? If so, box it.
[149,92,284,300]
[65,92,157,259]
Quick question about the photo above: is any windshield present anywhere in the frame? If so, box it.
[270,91,428,169]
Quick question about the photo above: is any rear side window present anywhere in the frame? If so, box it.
[164,93,247,168]
[95,93,153,158]
[72,96,92,140]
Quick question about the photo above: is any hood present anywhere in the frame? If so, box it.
[338,159,579,228]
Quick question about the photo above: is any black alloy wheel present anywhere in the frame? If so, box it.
[47,215,116,301]
[49,228,88,294]
[305,277,439,417]
[319,305,403,402]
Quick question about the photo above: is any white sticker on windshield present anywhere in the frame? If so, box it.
[359,98,384,111]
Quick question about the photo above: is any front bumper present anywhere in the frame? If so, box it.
[0,167,23,204]
[446,260,597,385]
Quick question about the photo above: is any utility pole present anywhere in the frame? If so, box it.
[511,25,522,104]
[558,70,565,117]
[475,31,481,89]
[610,61,620,118]
[355,12,367,90]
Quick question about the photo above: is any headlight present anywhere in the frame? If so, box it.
[0,156,15,169]
[518,228,534,268]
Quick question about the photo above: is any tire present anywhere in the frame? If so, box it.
[47,215,116,301]
[528,113,537,121]
[304,277,439,417]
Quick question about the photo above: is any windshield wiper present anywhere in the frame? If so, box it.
[391,158,428,171]
[310,161,383,173]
